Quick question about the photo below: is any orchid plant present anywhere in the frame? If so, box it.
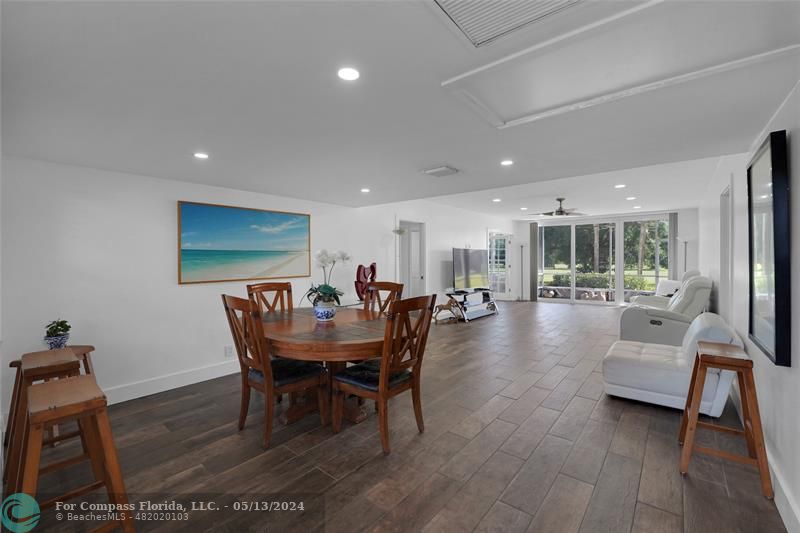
[305,249,350,305]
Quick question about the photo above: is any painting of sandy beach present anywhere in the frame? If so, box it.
[178,201,310,284]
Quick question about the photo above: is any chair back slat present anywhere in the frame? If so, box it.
[364,281,403,315]
[379,295,436,390]
[247,282,293,314]
[222,295,271,381]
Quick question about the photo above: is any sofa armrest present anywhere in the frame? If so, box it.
[619,306,693,346]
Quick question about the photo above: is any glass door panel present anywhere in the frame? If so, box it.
[623,219,669,302]
[538,225,571,300]
[489,233,510,297]
[575,223,616,303]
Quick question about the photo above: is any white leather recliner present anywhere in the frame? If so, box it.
[603,312,742,417]
[620,275,712,346]
[630,270,701,307]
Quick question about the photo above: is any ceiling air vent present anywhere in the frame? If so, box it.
[422,165,460,178]
[435,0,585,47]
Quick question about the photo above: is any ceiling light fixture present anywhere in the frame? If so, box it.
[337,67,360,81]
[360,188,370,193]
[193,152,209,160]
[520,207,528,211]
[614,184,626,189]
[633,206,642,209]
[492,198,502,203]
[625,196,637,201]
[501,160,514,166]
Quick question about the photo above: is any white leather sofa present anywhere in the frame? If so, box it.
[620,275,712,346]
[603,312,742,417]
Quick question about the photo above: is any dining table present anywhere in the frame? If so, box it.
[261,306,387,424]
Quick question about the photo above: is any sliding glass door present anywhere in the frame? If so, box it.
[538,225,572,300]
[538,216,670,304]
[622,219,669,302]
[575,223,616,303]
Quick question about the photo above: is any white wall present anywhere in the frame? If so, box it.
[698,82,800,533]
[0,157,511,410]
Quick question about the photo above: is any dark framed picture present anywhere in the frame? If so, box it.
[178,201,311,284]
[746,130,790,366]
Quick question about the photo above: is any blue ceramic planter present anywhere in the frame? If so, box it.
[313,302,337,322]
[44,333,70,350]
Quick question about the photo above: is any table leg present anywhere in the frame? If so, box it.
[327,362,367,424]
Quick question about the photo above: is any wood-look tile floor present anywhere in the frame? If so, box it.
[37,302,787,532]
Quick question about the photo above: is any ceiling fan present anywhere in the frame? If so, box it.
[535,197,586,217]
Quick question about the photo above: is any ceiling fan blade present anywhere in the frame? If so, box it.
[569,211,587,216]
[538,211,555,216]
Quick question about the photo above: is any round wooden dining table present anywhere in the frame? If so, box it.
[261,307,387,424]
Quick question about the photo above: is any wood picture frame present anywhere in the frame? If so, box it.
[178,201,311,284]
[746,130,790,366]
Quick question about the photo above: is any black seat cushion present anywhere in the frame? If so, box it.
[334,359,411,392]
[249,358,324,388]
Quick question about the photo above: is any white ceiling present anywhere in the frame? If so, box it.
[429,156,723,218]
[2,1,799,207]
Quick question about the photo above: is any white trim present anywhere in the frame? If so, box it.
[441,0,664,86]
[102,360,239,406]
[498,45,800,129]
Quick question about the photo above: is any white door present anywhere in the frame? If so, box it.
[399,221,426,297]
[489,232,512,300]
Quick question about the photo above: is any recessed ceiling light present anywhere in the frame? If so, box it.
[193,152,209,160]
[360,188,370,193]
[633,206,642,209]
[500,160,514,166]
[614,184,626,189]
[492,198,502,203]
[337,67,360,81]
[759,194,769,199]
[625,196,637,201]
[520,207,528,211]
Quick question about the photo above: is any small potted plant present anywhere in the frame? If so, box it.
[305,250,349,321]
[44,319,71,349]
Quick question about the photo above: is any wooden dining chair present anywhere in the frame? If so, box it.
[363,281,403,315]
[247,282,293,315]
[222,294,328,448]
[332,294,436,454]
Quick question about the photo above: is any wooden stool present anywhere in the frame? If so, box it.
[678,341,773,498]
[4,349,82,487]
[17,375,134,532]
[4,346,98,453]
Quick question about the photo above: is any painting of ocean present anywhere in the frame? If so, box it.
[178,202,310,283]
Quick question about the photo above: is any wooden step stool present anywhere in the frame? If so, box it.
[16,375,134,532]
[5,348,82,487]
[678,340,773,498]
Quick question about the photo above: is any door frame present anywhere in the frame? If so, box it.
[397,220,426,297]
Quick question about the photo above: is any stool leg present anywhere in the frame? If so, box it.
[4,366,21,448]
[680,363,708,474]
[93,408,135,532]
[79,416,107,483]
[6,381,30,493]
[743,369,773,499]
[20,422,44,496]
[736,370,757,459]
[679,355,700,445]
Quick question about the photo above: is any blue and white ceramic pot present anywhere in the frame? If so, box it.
[44,333,70,350]
[313,301,337,322]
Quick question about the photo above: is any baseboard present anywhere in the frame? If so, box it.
[102,360,240,405]
[731,388,800,533]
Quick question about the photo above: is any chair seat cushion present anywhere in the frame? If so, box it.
[603,340,718,402]
[333,359,411,392]
[249,358,324,388]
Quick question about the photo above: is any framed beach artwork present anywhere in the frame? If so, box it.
[178,201,311,284]
[746,130,790,367]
